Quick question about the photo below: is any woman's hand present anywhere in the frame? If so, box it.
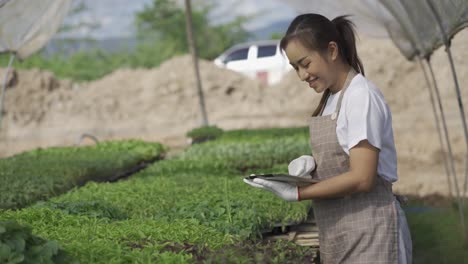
[288,155,316,178]
[243,178,299,202]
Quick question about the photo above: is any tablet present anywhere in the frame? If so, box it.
[245,173,319,186]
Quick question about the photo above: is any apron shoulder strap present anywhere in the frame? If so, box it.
[335,68,358,117]
[318,91,331,116]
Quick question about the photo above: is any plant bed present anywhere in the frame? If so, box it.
[1,127,317,262]
[0,208,230,263]
[159,239,319,264]
[0,140,166,209]
[186,126,224,145]
[0,220,76,264]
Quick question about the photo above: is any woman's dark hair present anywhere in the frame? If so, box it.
[280,14,364,116]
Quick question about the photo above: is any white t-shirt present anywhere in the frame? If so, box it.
[321,73,398,183]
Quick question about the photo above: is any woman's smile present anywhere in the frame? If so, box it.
[307,76,319,88]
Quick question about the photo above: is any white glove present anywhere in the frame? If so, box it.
[243,178,299,202]
[288,155,316,178]
[243,178,266,189]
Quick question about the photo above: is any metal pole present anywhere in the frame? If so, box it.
[418,59,453,199]
[426,58,466,239]
[0,53,16,130]
[426,0,468,204]
[389,0,456,200]
[184,0,209,127]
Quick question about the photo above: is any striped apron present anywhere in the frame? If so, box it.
[309,69,399,263]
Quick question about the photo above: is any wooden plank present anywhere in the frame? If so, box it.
[295,240,320,247]
[296,233,319,239]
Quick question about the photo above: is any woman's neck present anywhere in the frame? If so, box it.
[328,64,352,94]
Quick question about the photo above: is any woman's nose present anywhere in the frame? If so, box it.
[298,68,309,81]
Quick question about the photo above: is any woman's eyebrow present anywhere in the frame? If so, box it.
[292,56,308,66]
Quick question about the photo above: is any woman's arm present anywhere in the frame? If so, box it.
[299,139,379,200]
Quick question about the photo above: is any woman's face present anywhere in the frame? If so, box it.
[284,39,338,93]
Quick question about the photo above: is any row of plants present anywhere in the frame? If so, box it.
[185,125,309,144]
[0,140,166,210]
[183,126,310,172]
[1,127,316,263]
[0,220,75,264]
[4,126,468,263]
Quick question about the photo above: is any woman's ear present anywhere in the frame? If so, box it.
[327,41,339,61]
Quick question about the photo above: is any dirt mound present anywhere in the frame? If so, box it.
[0,68,73,127]
[1,29,467,197]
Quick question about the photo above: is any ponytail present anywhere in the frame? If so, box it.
[280,14,365,116]
[332,15,365,76]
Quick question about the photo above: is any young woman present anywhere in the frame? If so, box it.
[244,14,412,263]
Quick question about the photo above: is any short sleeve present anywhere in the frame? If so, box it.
[345,86,386,151]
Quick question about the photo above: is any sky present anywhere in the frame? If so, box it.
[58,0,298,39]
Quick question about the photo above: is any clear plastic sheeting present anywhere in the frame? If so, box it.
[279,0,468,60]
[0,0,71,59]
[0,0,11,8]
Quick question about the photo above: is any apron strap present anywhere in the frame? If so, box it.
[334,68,357,118]
[319,91,332,116]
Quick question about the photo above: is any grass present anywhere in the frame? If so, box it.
[404,199,468,264]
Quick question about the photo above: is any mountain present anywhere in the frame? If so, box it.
[42,19,292,56]
[42,37,138,56]
[250,19,291,40]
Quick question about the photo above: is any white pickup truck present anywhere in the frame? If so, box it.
[214,40,293,85]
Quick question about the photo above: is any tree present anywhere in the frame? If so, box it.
[135,0,250,60]
[270,32,283,40]
[58,0,100,36]
[52,0,101,56]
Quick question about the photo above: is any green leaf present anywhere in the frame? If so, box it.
[7,252,24,264]
[0,243,12,258]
